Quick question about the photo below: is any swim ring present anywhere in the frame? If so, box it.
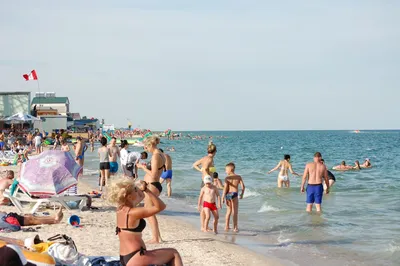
[0,240,56,266]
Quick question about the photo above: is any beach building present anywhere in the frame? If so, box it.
[0,91,32,129]
[72,118,100,132]
[31,92,70,116]
[31,92,69,132]
[0,91,31,118]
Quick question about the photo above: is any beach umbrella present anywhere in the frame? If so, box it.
[19,150,82,196]
[5,112,41,123]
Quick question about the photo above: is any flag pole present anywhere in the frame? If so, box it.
[36,77,41,107]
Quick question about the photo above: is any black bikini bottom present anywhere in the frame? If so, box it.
[120,247,146,266]
[151,182,163,193]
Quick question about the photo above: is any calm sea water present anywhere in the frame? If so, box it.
[82,130,400,266]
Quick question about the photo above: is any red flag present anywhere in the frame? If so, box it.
[23,70,38,81]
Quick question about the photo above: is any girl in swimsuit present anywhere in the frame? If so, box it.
[108,179,182,266]
[192,143,217,231]
[268,154,300,188]
[136,136,165,244]
[353,160,361,170]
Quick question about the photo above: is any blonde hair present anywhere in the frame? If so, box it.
[207,143,217,154]
[143,136,160,147]
[107,179,136,206]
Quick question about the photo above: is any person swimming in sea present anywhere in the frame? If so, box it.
[361,158,372,168]
[332,161,353,171]
[267,154,301,188]
[353,160,361,170]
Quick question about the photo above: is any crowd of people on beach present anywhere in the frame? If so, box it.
[0,130,375,266]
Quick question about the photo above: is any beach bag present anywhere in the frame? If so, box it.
[47,234,79,265]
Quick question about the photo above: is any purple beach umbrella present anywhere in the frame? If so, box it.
[19,150,82,196]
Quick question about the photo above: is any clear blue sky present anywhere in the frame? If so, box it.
[1,1,398,130]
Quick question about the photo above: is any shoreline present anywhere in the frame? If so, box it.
[0,176,286,266]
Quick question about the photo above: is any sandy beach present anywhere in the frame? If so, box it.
[0,173,282,266]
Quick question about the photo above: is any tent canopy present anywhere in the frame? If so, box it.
[5,112,41,123]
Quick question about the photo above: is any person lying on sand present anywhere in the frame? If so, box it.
[0,170,15,205]
[108,179,183,266]
[0,208,63,226]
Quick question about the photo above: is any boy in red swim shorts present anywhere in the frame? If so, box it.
[198,175,221,234]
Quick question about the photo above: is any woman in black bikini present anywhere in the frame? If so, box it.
[108,179,182,266]
[136,136,165,244]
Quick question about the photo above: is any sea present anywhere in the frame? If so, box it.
[80,130,400,266]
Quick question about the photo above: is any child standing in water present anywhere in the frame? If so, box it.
[198,175,221,234]
[222,162,245,232]
[212,172,224,189]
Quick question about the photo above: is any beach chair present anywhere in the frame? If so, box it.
[3,185,88,214]
[3,188,51,214]
[0,151,15,164]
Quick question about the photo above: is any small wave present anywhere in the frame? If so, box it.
[387,242,400,253]
[243,189,261,198]
[277,234,292,245]
[257,202,279,213]
[83,169,99,176]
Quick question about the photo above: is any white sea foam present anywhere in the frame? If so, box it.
[83,169,99,176]
[243,189,261,198]
[387,242,400,253]
[257,202,279,213]
[277,233,291,245]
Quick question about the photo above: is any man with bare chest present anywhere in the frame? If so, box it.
[301,152,329,213]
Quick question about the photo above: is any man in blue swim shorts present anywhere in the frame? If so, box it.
[301,152,330,213]
[108,137,120,176]
[159,149,173,197]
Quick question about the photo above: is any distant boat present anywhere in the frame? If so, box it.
[353,130,361,133]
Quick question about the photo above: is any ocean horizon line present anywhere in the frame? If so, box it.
[130,129,400,132]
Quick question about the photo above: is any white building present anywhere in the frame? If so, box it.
[33,115,68,133]
[31,92,70,116]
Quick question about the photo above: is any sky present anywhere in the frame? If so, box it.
[0,0,399,131]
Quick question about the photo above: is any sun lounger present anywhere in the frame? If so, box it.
[0,151,16,164]
[3,185,87,214]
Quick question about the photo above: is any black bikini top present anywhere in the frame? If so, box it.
[115,208,146,234]
[147,154,166,171]
[158,153,166,171]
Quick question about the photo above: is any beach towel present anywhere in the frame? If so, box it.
[0,213,21,232]
[75,256,121,266]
